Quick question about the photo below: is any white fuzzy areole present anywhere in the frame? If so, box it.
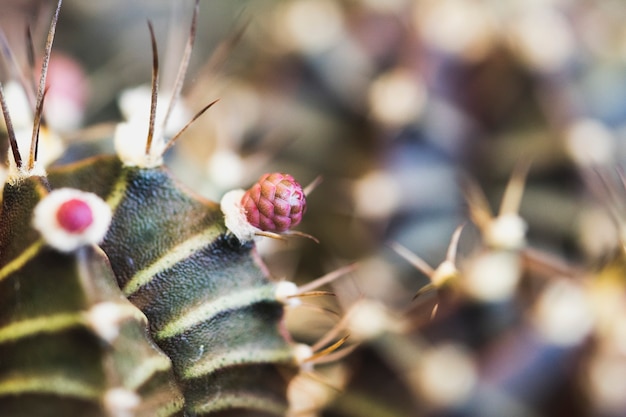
[220,189,259,242]
[416,343,477,407]
[347,300,395,341]
[103,387,140,417]
[7,163,47,185]
[114,85,189,168]
[431,260,458,288]
[292,343,314,372]
[32,188,112,252]
[5,127,63,184]
[275,281,302,307]
[463,251,521,302]
[86,302,128,343]
[1,82,65,180]
[113,120,164,168]
[532,280,594,347]
[484,214,527,250]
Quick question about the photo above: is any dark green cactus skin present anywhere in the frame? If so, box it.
[0,176,185,417]
[48,155,299,416]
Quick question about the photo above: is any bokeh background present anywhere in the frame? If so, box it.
[4,1,626,416]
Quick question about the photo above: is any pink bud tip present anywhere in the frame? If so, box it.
[241,173,307,232]
[56,198,94,233]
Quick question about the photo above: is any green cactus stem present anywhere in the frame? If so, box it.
[48,157,300,416]
[0,176,184,417]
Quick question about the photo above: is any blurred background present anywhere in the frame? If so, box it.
[4,0,626,416]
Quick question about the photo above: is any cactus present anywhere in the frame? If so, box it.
[0,3,184,416]
[0,176,185,417]
[7,1,626,417]
[47,157,301,416]
[0,1,309,416]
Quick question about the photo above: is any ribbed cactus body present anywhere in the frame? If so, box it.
[1,0,301,414]
[0,177,184,417]
[48,156,299,416]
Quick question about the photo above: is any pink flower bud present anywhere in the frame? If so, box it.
[56,198,94,233]
[241,173,306,232]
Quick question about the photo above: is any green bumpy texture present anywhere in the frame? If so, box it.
[0,176,185,417]
[48,155,299,417]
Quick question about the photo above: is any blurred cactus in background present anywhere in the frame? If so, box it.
[3,0,626,416]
